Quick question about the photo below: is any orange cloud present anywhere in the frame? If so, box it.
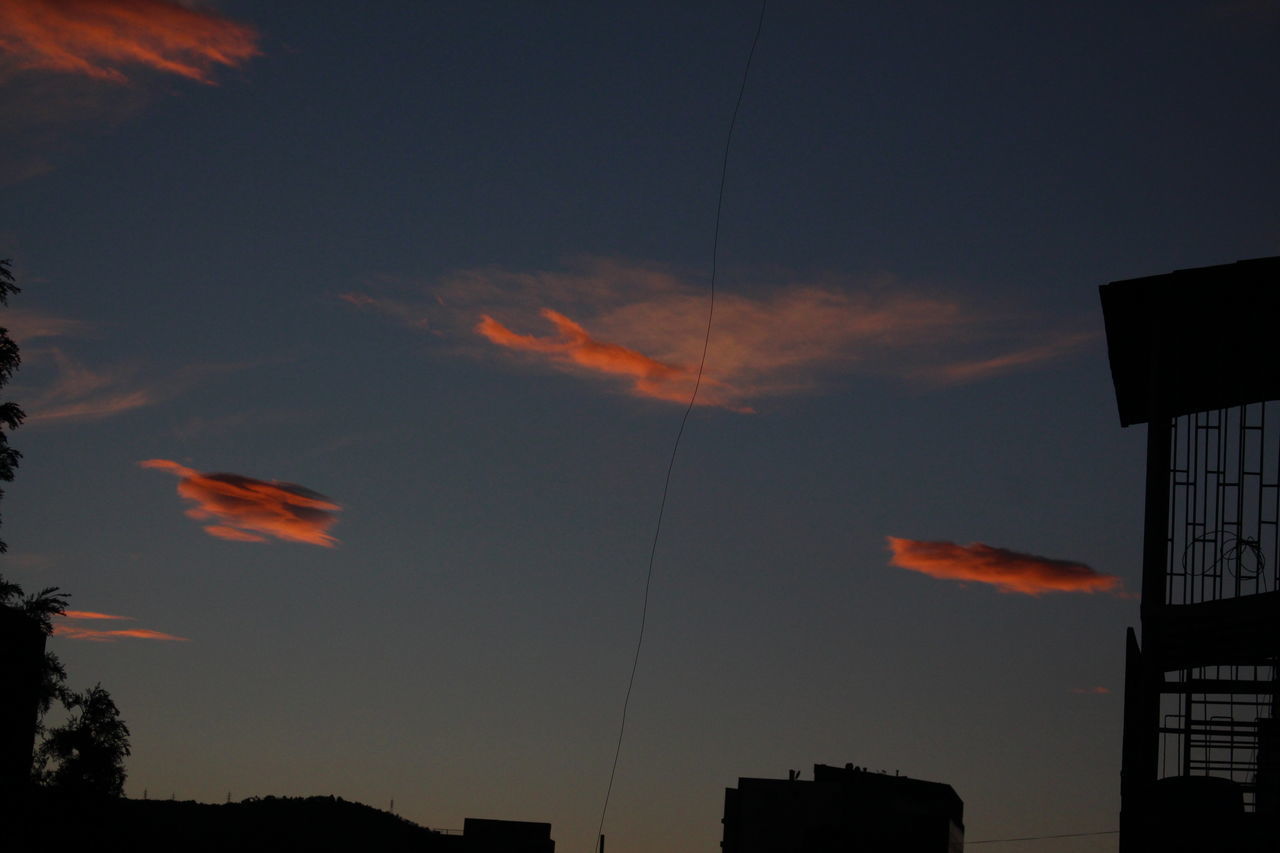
[62,610,133,621]
[202,524,268,543]
[54,625,188,642]
[54,611,186,642]
[0,0,260,84]
[141,459,342,547]
[477,309,740,409]
[886,536,1122,596]
[344,259,1093,410]
[1071,686,1112,694]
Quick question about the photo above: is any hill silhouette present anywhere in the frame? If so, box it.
[8,790,455,852]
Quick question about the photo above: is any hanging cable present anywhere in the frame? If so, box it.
[591,4,767,850]
[965,829,1119,845]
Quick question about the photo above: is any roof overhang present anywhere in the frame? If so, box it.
[1100,257,1280,426]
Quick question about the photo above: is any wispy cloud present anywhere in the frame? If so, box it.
[2,309,91,342]
[0,70,147,185]
[476,309,748,411]
[54,625,188,642]
[339,292,433,332]
[1,551,56,572]
[0,0,259,184]
[54,610,187,642]
[62,610,132,621]
[920,333,1097,384]
[20,348,154,425]
[141,459,342,547]
[886,536,1122,596]
[13,333,250,426]
[0,0,261,84]
[344,259,1092,411]
[1070,686,1112,695]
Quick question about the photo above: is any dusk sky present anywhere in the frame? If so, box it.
[2,2,1278,850]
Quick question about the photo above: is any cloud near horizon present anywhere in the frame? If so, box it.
[141,459,342,547]
[343,259,1093,411]
[54,610,187,642]
[0,0,261,84]
[886,536,1122,596]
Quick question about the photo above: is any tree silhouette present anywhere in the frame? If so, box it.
[36,683,131,797]
[0,572,69,637]
[0,258,25,553]
[19,585,69,636]
[0,571,20,602]
[36,651,68,722]
[1,573,70,741]
[0,266,131,799]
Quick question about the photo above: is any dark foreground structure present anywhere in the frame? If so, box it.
[453,816,555,852]
[721,763,963,853]
[3,792,554,853]
[0,607,45,795]
[1102,256,1280,851]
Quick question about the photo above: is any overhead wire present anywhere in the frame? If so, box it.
[591,3,768,850]
[587,8,1124,851]
[965,829,1119,845]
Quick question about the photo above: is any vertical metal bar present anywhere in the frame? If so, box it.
[1144,415,1173,638]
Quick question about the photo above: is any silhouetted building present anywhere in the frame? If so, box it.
[0,606,46,792]
[447,817,555,852]
[721,763,963,853]
[1101,256,1280,852]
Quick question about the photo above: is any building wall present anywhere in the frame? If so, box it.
[461,817,555,853]
[722,764,962,853]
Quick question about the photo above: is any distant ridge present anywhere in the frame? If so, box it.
[8,791,451,852]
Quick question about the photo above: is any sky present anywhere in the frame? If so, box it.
[1,1,1277,850]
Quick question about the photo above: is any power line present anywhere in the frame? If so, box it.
[966,829,1119,845]
[591,3,767,850]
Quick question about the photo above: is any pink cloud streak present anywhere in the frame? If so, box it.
[344,259,1093,410]
[0,0,261,84]
[886,536,1122,596]
[476,309,747,410]
[54,610,186,642]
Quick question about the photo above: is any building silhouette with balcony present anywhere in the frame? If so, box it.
[1102,256,1280,851]
[721,763,963,853]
